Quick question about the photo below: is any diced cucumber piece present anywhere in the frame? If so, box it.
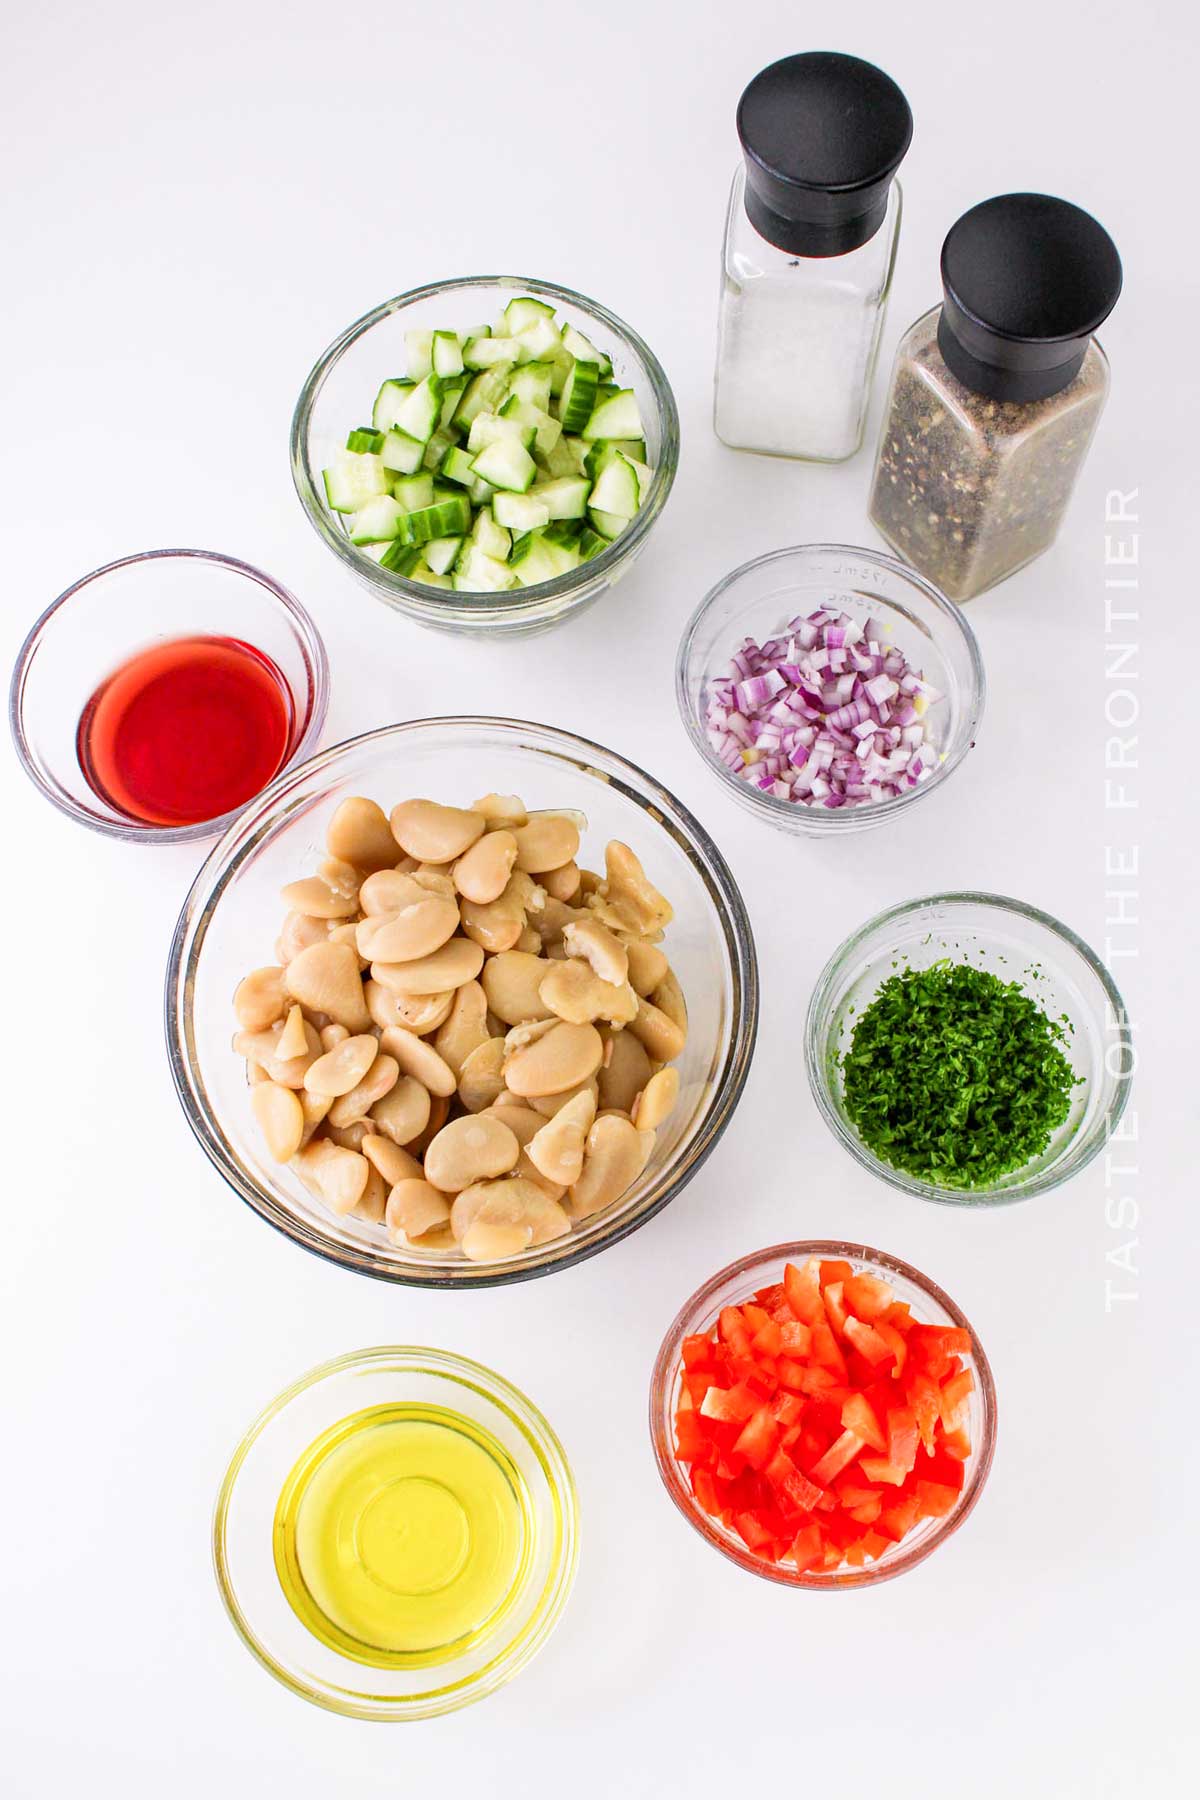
[432,331,464,379]
[455,546,517,592]
[380,541,422,575]
[439,445,477,487]
[514,317,561,363]
[453,368,510,430]
[469,438,536,493]
[494,491,551,532]
[584,437,648,480]
[561,323,613,379]
[346,425,384,454]
[413,567,454,589]
[588,507,628,539]
[372,379,415,432]
[464,322,491,340]
[405,330,434,381]
[396,493,473,545]
[543,519,583,547]
[529,475,592,520]
[469,474,496,506]
[468,410,536,454]
[437,379,466,428]
[393,473,435,512]
[510,528,581,585]
[381,429,426,476]
[323,452,389,513]
[422,425,461,471]
[472,507,511,561]
[464,335,521,370]
[393,374,444,445]
[542,435,586,479]
[499,397,560,455]
[577,526,608,561]
[349,495,405,543]
[624,456,654,502]
[424,535,463,576]
[582,388,643,441]
[503,296,556,334]
[507,362,555,411]
[557,359,600,434]
[589,453,640,519]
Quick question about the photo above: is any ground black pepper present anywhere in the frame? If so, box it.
[869,307,1109,601]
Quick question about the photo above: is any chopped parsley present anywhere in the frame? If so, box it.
[840,960,1080,1187]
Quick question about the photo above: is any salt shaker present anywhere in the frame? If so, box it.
[714,52,912,463]
[869,194,1123,602]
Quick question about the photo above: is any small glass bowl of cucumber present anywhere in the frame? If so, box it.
[292,277,679,637]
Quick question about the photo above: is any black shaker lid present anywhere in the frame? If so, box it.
[938,194,1123,403]
[737,52,913,258]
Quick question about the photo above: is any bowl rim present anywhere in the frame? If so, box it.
[212,1343,580,1720]
[804,889,1135,1203]
[290,274,680,618]
[649,1239,997,1589]
[8,547,331,845]
[165,714,759,1287]
[675,541,986,832]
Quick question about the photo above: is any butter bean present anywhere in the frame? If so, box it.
[513,814,580,874]
[632,1066,680,1132]
[251,1081,305,1162]
[505,1021,603,1098]
[303,1034,378,1098]
[328,1053,400,1128]
[234,966,287,1032]
[627,996,687,1063]
[457,1038,507,1113]
[539,958,638,1027]
[364,980,453,1036]
[276,1003,310,1063]
[434,981,491,1078]
[623,939,669,997]
[293,1138,370,1215]
[279,874,360,920]
[562,918,628,987]
[390,799,486,863]
[285,941,372,1033]
[482,951,557,1026]
[526,1088,596,1188]
[326,796,399,872]
[379,1025,457,1098]
[355,894,459,963]
[385,1178,452,1244]
[568,1114,655,1220]
[362,1135,423,1187]
[424,1113,520,1193]
[472,792,528,831]
[453,830,518,905]
[368,1075,431,1146]
[371,937,484,995]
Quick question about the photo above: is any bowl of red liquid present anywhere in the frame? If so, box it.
[9,549,330,843]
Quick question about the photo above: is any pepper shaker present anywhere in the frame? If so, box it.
[714,52,912,464]
[868,194,1123,601]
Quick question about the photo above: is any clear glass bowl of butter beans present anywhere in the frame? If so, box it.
[167,719,758,1286]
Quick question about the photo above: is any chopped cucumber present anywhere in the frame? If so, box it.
[558,360,600,434]
[561,322,613,379]
[432,331,464,379]
[424,535,463,576]
[529,475,591,520]
[405,331,434,381]
[393,374,444,445]
[323,452,389,513]
[321,295,656,591]
[346,425,384,454]
[473,507,511,561]
[582,388,643,441]
[589,454,640,518]
[350,495,405,543]
[372,379,415,432]
[439,445,477,487]
[494,491,552,532]
[464,335,521,370]
[503,296,556,334]
[381,429,426,476]
[380,541,422,574]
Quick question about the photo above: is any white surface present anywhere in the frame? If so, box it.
[1,3,1192,1794]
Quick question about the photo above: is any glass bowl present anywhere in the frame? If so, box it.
[166,717,758,1286]
[9,548,329,844]
[291,276,679,638]
[806,892,1134,1204]
[650,1241,996,1589]
[213,1346,578,1719]
[676,543,984,835]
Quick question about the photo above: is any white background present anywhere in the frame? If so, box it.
[2,2,1192,1793]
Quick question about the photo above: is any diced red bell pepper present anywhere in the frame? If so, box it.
[808,1428,865,1487]
[809,1313,850,1381]
[733,1406,780,1472]
[778,1320,812,1357]
[733,1510,774,1554]
[876,1320,908,1375]
[884,1300,913,1332]
[846,1496,883,1524]
[914,1480,960,1519]
[750,1319,783,1358]
[840,1390,888,1453]
[859,1455,907,1486]
[877,1494,922,1541]
[886,1406,919,1476]
[784,1258,824,1324]
[674,1411,710,1462]
[823,1281,849,1339]
[940,1426,972,1463]
[842,1272,894,1321]
[699,1381,758,1423]
[905,1370,942,1454]
[818,1258,855,1289]
[940,1368,975,1430]
[764,1450,825,1515]
[753,1282,787,1310]
[790,1523,824,1571]
[843,1316,895,1367]
[681,1333,715,1369]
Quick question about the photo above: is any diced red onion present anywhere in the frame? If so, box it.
[702,608,945,811]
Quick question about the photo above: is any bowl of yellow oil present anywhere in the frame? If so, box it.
[214,1348,578,1719]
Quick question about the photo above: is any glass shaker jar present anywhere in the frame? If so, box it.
[868,194,1123,601]
[714,52,912,464]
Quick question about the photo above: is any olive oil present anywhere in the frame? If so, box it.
[274,1403,532,1668]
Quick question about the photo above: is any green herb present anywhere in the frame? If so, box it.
[840,960,1080,1188]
